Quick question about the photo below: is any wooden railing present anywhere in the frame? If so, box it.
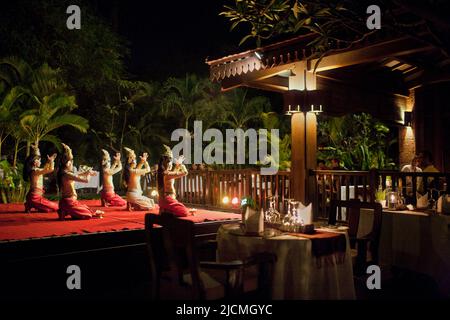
[173,169,291,212]
[144,168,449,219]
[310,169,450,220]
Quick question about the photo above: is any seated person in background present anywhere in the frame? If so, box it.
[123,147,154,211]
[420,151,439,173]
[401,155,422,173]
[330,157,344,170]
[401,155,423,200]
[100,149,126,207]
[419,150,439,192]
[57,143,102,220]
[23,144,59,213]
[316,160,328,170]
[157,145,193,217]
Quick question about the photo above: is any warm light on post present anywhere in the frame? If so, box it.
[222,196,230,205]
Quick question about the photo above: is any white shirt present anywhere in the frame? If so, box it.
[401,164,422,173]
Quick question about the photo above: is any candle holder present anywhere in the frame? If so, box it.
[387,191,398,209]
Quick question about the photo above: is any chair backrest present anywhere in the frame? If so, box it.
[145,213,205,299]
[328,199,382,243]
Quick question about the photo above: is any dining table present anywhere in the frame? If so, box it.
[216,223,356,300]
[359,207,450,296]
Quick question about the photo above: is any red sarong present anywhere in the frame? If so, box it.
[25,188,58,213]
[159,195,189,217]
[59,197,95,220]
[100,189,126,207]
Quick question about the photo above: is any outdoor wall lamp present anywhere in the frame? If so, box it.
[404,111,412,127]
[283,90,327,116]
[310,104,323,113]
[284,104,323,116]
[285,105,302,115]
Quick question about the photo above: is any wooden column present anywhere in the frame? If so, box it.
[291,112,305,202]
[306,112,317,204]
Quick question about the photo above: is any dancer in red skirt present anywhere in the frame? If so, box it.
[100,149,126,207]
[157,145,194,217]
[57,143,103,220]
[23,144,59,213]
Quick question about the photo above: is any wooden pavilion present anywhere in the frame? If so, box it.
[206,31,450,203]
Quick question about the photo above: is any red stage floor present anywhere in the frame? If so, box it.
[0,200,240,242]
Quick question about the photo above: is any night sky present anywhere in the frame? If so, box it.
[97,0,250,80]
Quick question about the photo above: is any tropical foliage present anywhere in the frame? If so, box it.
[317,113,397,170]
[220,0,450,61]
[0,160,28,203]
[0,58,89,159]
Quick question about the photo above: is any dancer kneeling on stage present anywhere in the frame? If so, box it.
[57,143,103,220]
[123,147,154,211]
[100,149,126,207]
[157,145,194,217]
[23,144,59,213]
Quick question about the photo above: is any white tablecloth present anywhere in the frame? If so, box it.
[73,168,100,190]
[359,209,450,296]
[217,224,355,300]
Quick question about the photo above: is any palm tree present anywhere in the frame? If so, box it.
[221,89,270,129]
[0,57,31,159]
[161,74,211,130]
[19,93,89,148]
[5,61,90,151]
[1,58,89,154]
[0,86,28,160]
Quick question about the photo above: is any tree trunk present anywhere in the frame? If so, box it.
[26,140,31,157]
[13,139,20,168]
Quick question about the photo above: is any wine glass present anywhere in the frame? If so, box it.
[282,199,298,232]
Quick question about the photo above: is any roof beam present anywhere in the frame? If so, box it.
[247,76,289,92]
[310,37,435,72]
[221,75,290,92]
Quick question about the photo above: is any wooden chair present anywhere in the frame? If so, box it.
[145,213,276,300]
[328,199,382,275]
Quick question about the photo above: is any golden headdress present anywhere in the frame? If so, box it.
[61,143,73,160]
[123,147,136,163]
[101,149,110,165]
[162,145,173,158]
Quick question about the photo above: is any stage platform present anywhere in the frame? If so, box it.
[0,200,240,242]
[0,200,241,299]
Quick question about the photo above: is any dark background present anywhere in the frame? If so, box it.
[95,0,250,80]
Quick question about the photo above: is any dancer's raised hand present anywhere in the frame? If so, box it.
[47,153,57,162]
[140,152,148,162]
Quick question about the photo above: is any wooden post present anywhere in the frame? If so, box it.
[291,112,306,202]
[306,112,317,207]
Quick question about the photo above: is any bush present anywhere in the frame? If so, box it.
[0,160,29,203]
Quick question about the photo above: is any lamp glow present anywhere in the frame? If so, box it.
[231,197,239,205]
[222,196,230,204]
[150,190,158,197]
